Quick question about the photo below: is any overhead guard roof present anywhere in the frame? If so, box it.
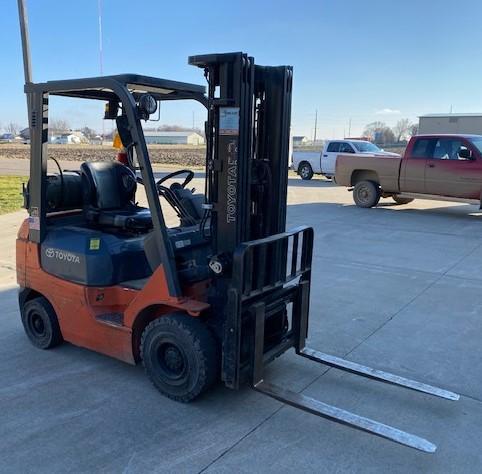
[25,74,206,101]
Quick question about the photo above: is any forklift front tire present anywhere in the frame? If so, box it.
[141,313,219,403]
[21,296,63,349]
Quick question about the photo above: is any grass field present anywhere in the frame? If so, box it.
[0,176,26,215]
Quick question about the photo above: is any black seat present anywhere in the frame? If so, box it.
[81,161,152,231]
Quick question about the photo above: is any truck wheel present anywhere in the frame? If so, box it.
[353,181,381,208]
[392,196,414,205]
[141,313,219,402]
[21,296,63,349]
[298,162,313,180]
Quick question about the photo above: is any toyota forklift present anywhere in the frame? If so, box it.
[16,0,458,454]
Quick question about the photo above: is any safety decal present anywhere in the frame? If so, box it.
[89,238,101,250]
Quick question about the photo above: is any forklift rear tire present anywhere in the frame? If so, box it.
[353,180,380,208]
[21,296,63,349]
[141,313,219,402]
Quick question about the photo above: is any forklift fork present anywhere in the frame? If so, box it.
[230,227,459,453]
[251,285,459,453]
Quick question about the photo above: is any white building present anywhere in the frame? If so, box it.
[292,135,309,146]
[419,114,482,135]
[144,131,205,145]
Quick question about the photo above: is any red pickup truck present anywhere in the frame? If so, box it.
[335,134,482,208]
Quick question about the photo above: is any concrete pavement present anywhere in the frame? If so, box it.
[1,170,482,472]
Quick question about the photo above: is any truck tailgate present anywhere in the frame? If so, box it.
[335,154,402,192]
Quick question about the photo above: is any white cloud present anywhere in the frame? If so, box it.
[375,108,401,115]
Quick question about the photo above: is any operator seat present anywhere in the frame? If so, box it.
[81,161,152,232]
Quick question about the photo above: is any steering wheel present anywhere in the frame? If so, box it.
[155,169,194,191]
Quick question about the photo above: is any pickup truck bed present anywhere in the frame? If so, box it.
[335,154,402,192]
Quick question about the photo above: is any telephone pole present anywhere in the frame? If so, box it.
[313,109,318,143]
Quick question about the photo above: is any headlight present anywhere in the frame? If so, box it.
[139,93,157,116]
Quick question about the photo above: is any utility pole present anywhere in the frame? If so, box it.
[192,111,195,130]
[313,109,318,144]
[348,118,352,137]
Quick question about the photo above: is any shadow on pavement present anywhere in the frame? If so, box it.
[287,199,482,224]
[287,176,335,188]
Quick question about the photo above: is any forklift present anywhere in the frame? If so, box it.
[16,0,458,453]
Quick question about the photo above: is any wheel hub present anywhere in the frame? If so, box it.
[31,314,45,336]
[358,186,369,202]
[164,346,183,372]
[157,342,186,378]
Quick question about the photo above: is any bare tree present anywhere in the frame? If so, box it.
[6,122,21,135]
[409,123,419,137]
[48,118,71,140]
[50,119,70,132]
[363,121,395,145]
[392,119,411,143]
[80,126,97,140]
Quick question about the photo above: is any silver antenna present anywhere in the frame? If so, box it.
[17,0,32,85]
[17,0,33,128]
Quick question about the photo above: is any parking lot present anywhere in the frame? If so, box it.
[2,171,482,473]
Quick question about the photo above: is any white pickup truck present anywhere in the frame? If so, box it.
[292,139,400,180]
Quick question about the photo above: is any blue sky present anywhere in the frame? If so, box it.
[2,0,482,139]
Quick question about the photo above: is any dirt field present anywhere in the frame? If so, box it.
[0,143,206,167]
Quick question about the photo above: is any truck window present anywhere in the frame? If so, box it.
[432,138,464,160]
[411,138,433,158]
[339,143,355,153]
[327,142,341,152]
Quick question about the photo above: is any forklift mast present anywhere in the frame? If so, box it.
[189,53,292,253]
[189,53,302,389]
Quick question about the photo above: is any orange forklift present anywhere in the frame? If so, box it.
[16,0,458,453]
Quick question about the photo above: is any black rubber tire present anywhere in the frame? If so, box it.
[21,296,63,349]
[298,162,314,180]
[141,313,219,402]
[353,180,381,208]
[392,196,414,205]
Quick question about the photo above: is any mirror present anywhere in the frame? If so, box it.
[458,147,473,160]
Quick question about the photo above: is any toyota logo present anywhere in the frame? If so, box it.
[45,248,55,258]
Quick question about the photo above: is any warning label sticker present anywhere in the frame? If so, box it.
[89,238,101,250]
[29,207,40,230]
[28,216,40,231]
[219,107,240,135]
